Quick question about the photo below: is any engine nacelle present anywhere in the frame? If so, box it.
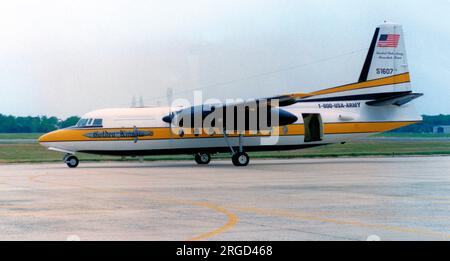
[162,104,297,132]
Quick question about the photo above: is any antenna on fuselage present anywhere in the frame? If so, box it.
[131,95,136,108]
[166,88,173,106]
[166,87,174,138]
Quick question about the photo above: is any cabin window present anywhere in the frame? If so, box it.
[76,118,103,127]
[92,119,103,126]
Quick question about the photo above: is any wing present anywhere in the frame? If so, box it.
[162,95,299,130]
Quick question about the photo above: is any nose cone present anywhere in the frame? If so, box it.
[38,131,58,144]
[38,133,48,144]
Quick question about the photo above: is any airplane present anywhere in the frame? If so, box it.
[39,23,423,168]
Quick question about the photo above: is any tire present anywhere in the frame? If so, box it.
[66,155,79,168]
[194,153,211,165]
[232,152,249,166]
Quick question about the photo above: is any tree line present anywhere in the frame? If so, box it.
[0,114,449,133]
[391,114,450,133]
[0,114,80,133]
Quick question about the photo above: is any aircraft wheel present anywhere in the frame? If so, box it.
[232,152,249,166]
[65,155,79,168]
[194,153,211,165]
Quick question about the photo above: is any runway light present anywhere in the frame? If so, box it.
[66,235,81,241]
[366,235,381,241]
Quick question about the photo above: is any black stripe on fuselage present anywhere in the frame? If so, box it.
[39,130,388,143]
[297,91,411,103]
[78,144,329,156]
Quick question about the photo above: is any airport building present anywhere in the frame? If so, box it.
[433,125,450,134]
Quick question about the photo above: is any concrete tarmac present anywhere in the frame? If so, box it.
[0,156,449,241]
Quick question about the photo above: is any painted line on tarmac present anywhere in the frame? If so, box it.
[182,201,238,241]
[27,172,238,241]
[227,205,450,240]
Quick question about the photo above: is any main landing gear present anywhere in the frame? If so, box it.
[231,151,250,167]
[224,132,250,167]
[64,154,79,168]
[194,132,250,167]
[194,152,211,165]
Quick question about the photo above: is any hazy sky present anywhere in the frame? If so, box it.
[0,0,449,118]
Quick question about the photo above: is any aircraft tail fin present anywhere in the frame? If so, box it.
[358,23,410,83]
[295,23,421,104]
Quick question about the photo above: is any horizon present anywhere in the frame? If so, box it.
[1,0,449,118]
[2,112,450,120]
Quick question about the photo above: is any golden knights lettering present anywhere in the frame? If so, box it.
[83,130,153,139]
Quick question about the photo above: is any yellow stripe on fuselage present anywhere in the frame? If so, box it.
[288,73,410,98]
[39,121,418,143]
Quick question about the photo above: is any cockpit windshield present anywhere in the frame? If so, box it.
[76,118,103,128]
[76,119,89,127]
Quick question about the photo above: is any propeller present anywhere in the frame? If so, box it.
[166,88,174,139]
[133,125,138,143]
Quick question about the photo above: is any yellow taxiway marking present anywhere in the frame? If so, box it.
[23,171,449,240]
[27,172,238,241]
[184,201,238,241]
[227,205,450,240]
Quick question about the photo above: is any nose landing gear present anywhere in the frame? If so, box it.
[64,154,79,168]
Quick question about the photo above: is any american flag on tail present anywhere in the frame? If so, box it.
[377,34,400,48]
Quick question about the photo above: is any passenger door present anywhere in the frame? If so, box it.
[302,114,323,142]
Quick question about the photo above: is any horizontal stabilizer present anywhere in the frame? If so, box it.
[366,92,423,106]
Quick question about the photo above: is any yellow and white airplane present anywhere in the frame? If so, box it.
[39,23,422,167]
